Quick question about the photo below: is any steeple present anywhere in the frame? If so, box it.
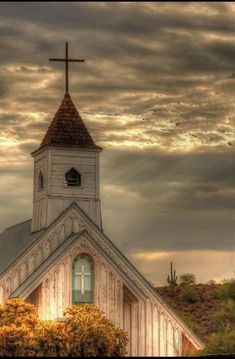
[35,93,101,152]
[31,43,102,233]
[33,42,101,154]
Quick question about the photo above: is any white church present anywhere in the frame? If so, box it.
[0,44,204,356]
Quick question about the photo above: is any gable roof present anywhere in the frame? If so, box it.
[0,220,45,275]
[9,202,204,350]
[11,231,82,298]
[34,93,102,153]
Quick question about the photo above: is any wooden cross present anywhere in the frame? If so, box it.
[49,42,85,94]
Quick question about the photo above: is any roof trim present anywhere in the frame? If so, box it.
[73,205,205,349]
[6,201,204,349]
[11,231,83,298]
[31,144,103,157]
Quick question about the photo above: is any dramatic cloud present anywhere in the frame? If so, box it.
[0,2,234,285]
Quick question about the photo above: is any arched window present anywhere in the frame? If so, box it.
[65,168,81,187]
[72,255,93,304]
[38,171,44,190]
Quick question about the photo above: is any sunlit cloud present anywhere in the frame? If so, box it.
[134,252,170,260]
[130,250,235,286]
[0,138,19,147]
[0,2,234,284]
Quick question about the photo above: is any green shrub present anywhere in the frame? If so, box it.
[180,273,196,286]
[182,286,198,304]
[215,279,235,301]
[212,299,235,331]
[175,310,195,331]
[207,280,216,285]
[202,330,235,354]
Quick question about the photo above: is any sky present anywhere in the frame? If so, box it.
[0,2,235,286]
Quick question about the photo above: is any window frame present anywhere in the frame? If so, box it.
[72,254,94,305]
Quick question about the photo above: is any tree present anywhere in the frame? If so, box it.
[0,298,128,357]
[180,273,196,286]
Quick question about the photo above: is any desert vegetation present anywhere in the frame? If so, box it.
[156,274,235,355]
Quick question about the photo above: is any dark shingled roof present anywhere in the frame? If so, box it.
[37,93,102,151]
[0,220,44,275]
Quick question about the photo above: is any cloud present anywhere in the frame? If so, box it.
[130,250,235,286]
[0,2,234,283]
[100,148,235,276]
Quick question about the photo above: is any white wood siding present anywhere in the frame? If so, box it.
[31,147,102,232]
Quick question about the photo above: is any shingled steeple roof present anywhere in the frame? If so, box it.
[37,93,102,151]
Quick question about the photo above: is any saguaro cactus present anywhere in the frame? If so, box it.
[167,262,178,286]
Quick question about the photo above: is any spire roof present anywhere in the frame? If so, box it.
[37,94,102,152]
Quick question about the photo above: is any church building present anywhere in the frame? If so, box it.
[0,44,204,356]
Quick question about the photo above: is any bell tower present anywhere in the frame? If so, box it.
[31,43,102,233]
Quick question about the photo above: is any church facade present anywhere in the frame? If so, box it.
[0,47,204,356]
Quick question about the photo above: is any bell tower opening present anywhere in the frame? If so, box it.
[65,168,81,187]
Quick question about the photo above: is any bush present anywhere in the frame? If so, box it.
[0,324,36,357]
[207,280,216,285]
[182,286,198,304]
[63,304,128,357]
[202,330,235,354]
[0,299,128,357]
[180,273,196,286]
[215,279,235,301]
[37,321,68,357]
[0,299,38,329]
[212,299,235,331]
[173,308,196,332]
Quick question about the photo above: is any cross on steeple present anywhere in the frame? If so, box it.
[49,42,85,94]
